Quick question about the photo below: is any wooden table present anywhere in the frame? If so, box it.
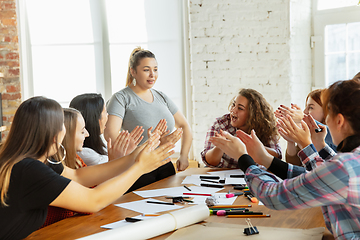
[25,168,334,240]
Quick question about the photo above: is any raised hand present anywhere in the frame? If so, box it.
[159,128,182,146]
[277,115,312,149]
[303,114,327,151]
[147,119,169,139]
[236,129,274,168]
[275,104,304,124]
[107,130,130,160]
[135,132,175,173]
[125,126,144,155]
[209,130,247,160]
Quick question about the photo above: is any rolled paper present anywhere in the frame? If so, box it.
[78,204,210,240]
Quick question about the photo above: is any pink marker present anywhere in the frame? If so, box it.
[225,192,244,198]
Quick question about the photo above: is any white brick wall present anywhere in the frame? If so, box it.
[188,0,312,164]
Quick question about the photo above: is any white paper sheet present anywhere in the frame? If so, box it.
[114,198,183,214]
[78,205,210,240]
[224,177,246,185]
[207,169,244,178]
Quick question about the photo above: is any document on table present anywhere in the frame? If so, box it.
[207,169,244,178]
[115,198,183,214]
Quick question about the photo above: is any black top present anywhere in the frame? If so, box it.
[0,158,71,240]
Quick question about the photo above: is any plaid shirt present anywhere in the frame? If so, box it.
[245,143,360,240]
[201,113,282,168]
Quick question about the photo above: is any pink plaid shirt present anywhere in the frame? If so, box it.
[201,114,282,168]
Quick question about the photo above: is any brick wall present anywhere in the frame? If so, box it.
[0,0,20,139]
[188,0,312,164]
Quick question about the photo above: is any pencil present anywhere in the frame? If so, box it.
[211,205,252,208]
[227,214,271,218]
[142,214,160,217]
[146,201,174,205]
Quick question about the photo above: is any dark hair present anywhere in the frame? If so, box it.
[70,93,106,155]
[0,97,63,206]
[126,47,156,86]
[229,88,279,146]
[322,78,360,149]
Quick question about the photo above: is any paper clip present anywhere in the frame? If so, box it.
[243,218,259,236]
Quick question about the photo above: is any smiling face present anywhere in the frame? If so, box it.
[304,97,324,123]
[131,57,158,90]
[74,114,89,152]
[229,95,249,131]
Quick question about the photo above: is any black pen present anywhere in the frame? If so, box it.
[200,175,220,180]
[184,185,192,191]
[200,183,224,188]
[146,200,175,205]
[230,174,244,178]
[201,179,219,184]
[125,217,142,222]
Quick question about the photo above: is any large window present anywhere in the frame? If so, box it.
[313,0,360,87]
[18,0,186,113]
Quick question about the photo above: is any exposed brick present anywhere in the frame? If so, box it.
[8,68,19,76]
[6,83,19,92]
[2,92,20,100]
[5,52,18,60]
[2,18,16,26]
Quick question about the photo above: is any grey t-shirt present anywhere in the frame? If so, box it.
[107,87,178,144]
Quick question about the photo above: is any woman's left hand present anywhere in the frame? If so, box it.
[277,115,312,149]
[125,126,144,155]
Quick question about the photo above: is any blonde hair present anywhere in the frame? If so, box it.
[0,97,63,206]
[125,47,156,86]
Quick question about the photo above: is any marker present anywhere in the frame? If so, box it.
[142,214,160,217]
[211,205,252,208]
[229,174,244,178]
[315,128,323,133]
[201,179,219,184]
[184,185,192,191]
[227,214,271,218]
[200,175,220,180]
[183,193,212,196]
[201,183,224,188]
[226,192,244,198]
[146,201,174,205]
[245,194,259,203]
[233,185,248,190]
[125,217,142,222]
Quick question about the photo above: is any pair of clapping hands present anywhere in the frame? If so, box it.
[275,104,327,151]
[108,119,182,161]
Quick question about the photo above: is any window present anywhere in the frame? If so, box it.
[18,0,186,113]
[312,0,360,87]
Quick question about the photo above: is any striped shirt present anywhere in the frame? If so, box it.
[201,113,282,168]
[243,142,360,240]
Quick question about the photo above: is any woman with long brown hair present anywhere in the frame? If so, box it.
[201,88,281,168]
[0,96,179,239]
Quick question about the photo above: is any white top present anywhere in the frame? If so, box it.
[77,134,108,166]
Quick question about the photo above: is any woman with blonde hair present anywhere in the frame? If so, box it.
[105,47,192,191]
[201,88,281,168]
[0,96,179,239]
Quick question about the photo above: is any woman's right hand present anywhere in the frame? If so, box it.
[303,114,327,151]
[209,130,247,160]
[275,104,304,124]
[135,133,175,173]
[277,115,312,149]
[125,126,144,155]
[107,130,130,160]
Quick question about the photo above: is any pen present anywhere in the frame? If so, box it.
[217,210,262,216]
[229,174,244,178]
[183,193,212,196]
[184,185,192,191]
[125,217,142,222]
[146,200,174,205]
[209,207,247,211]
[200,175,220,180]
[211,205,252,208]
[227,214,271,218]
[315,128,322,133]
[200,183,224,188]
[201,179,219,184]
[233,185,248,190]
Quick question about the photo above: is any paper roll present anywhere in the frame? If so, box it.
[78,204,210,240]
